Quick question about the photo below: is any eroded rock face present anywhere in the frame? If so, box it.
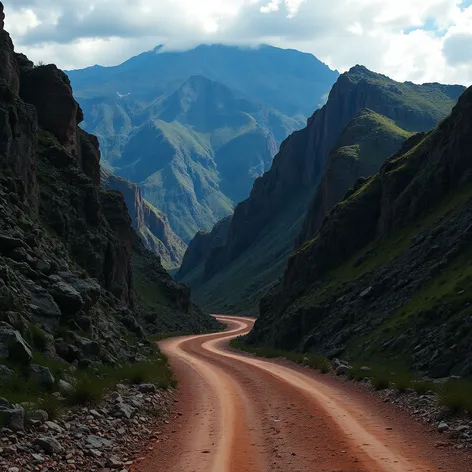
[101,170,187,269]
[20,65,82,149]
[0,5,38,210]
[0,2,19,95]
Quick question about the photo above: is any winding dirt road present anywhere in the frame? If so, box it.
[137,316,471,472]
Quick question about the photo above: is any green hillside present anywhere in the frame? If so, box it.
[247,85,472,378]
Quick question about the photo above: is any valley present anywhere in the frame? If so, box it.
[2,1,472,471]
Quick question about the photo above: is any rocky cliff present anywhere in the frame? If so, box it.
[176,216,232,282]
[101,170,186,269]
[181,66,463,313]
[247,85,472,378]
[0,1,217,387]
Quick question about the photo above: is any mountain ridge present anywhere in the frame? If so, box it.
[108,74,301,242]
[179,65,465,313]
[67,43,339,118]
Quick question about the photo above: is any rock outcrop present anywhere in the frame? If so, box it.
[101,170,186,269]
[247,85,472,378]
[180,66,464,313]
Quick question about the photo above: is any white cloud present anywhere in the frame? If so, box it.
[2,0,472,85]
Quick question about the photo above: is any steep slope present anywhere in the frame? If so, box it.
[111,76,297,241]
[0,1,218,395]
[180,66,464,313]
[297,109,413,245]
[67,44,339,118]
[101,170,186,269]
[247,85,472,378]
[176,216,232,283]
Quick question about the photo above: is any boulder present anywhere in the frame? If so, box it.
[0,324,32,363]
[35,436,63,454]
[111,402,136,419]
[0,342,8,359]
[31,409,48,424]
[138,383,156,393]
[438,422,449,432]
[57,379,75,395]
[30,364,55,388]
[25,282,62,319]
[0,234,26,254]
[49,280,84,314]
[0,363,14,381]
[336,364,352,376]
[0,397,10,408]
[0,404,25,431]
[86,435,113,449]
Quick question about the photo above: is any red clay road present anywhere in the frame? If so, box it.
[136,315,471,472]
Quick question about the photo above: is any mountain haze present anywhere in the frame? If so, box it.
[68,45,338,242]
[68,44,339,118]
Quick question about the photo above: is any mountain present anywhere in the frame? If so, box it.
[178,66,465,314]
[246,85,472,378]
[0,1,217,401]
[67,44,339,118]
[101,170,186,269]
[105,75,303,241]
[67,46,338,243]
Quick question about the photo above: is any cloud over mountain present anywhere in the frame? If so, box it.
[4,0,472,84]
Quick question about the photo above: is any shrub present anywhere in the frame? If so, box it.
[120,361,176,390]
[37,394,64,421]
[437,379,472,415]
[392,372,413,393]
[371,374,391,390]
[411,379,435,395]
[65,376,106,406]
[28,324,48,352]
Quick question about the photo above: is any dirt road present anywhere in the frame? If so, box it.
[137,315,471,472]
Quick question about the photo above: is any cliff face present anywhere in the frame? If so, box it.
[176,216,232,281]
[101,170,186,269]
[181,66,463,313]
[248,86,472,377]
[296,109,414,246]
[0,2,217,379]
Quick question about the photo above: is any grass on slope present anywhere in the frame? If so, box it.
[296,184,472,311]
[333,109,413,169]
[0,343,174,411]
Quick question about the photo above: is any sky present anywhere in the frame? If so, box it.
[3,0,472,85]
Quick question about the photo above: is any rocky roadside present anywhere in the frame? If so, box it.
[0,384,174,472]
[331,359,472,450]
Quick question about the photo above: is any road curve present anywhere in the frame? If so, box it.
[136,315,471,472]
